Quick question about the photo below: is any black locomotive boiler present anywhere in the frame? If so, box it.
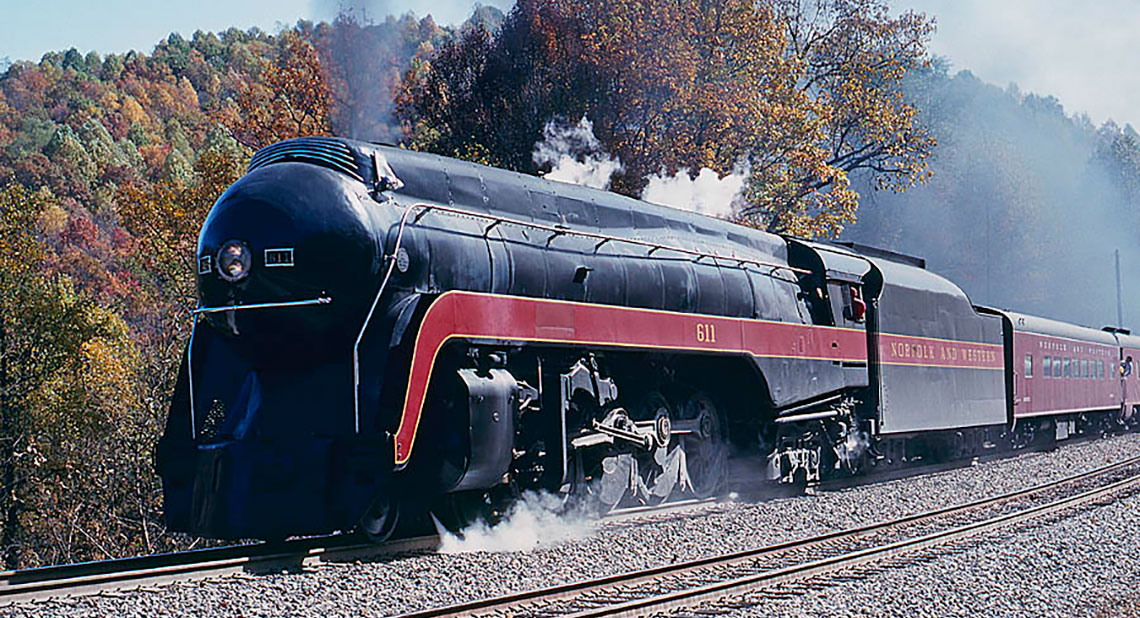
[156,137,1131,541]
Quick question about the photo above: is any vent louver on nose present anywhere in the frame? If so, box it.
[248,137,364,182]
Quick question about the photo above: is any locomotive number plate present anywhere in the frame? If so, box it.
[696,322,718,343]
[265,248,295,267]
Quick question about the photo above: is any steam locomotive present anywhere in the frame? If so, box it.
[155,137,1140,541]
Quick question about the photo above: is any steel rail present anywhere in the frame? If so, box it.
[574,468,1140,618]
[393,454,1140,618]
[0,534,437,606]
[5,449,1136,608]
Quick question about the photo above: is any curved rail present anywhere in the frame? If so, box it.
[0,534,437,606]
[394,454,1140,618]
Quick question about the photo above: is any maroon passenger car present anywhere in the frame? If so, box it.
[987,310,1138,438]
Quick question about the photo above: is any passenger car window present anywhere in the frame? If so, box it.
[1082,359,1088,378]
[1043,356,1051,378]
[1054,358,1063,378]
[1063,358,1071,378]
[1025,354,1033,377]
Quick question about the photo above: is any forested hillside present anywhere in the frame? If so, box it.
[0,10,476,568]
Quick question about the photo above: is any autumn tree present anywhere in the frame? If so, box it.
[747,0,936,236]
[223,30,334,150]
[0,184,141,568]
[397,0,936,238]
[398,1,587,169]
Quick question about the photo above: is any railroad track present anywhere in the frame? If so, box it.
[0,533,437,606]
[393,454,1140,618]
[1,436,1131,608]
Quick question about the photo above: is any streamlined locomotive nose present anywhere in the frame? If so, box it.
[196,162,381,364]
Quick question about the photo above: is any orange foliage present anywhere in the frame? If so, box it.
[225,31,333,150]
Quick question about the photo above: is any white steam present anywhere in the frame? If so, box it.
[434,492,596,554]
[531,116,748,219]
[313,0,515,26]
[641,162,750,219]
[533,117,623,190]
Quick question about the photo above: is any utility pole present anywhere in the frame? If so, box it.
[1116,249,1124,328]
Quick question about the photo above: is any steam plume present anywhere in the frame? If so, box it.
[434,492,595,553]
[312,0,513,25]
[532,117,623,190]
[641,162,750,219]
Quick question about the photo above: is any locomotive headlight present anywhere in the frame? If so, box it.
[217,240,252,282]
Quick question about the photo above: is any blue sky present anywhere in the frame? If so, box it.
[0,1,513,63]
[907,0,1140,128]
[1,1,1137,128]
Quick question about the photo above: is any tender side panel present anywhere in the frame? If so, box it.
[867,258,1006,434]
[392,291,869,466]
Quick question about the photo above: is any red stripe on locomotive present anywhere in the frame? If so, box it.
[393,291,872,465]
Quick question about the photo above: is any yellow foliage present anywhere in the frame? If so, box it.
[119,95,148,128]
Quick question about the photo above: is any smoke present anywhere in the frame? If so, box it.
[531,116,749,218]
[843,67,1140,330]
[311,0,515,26]
[641,162,750,219]
[310,1,511,141]
[434,492,596,553]
[532,117,623,190]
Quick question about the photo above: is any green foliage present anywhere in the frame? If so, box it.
[0,184,156,567]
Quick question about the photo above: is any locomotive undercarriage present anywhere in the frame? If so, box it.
[415,344,732,530]
[758,401,1140,487]
[763,397,873,484]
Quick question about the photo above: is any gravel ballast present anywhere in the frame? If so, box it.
[710,487,1140,618]
[7,433,1140,618]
